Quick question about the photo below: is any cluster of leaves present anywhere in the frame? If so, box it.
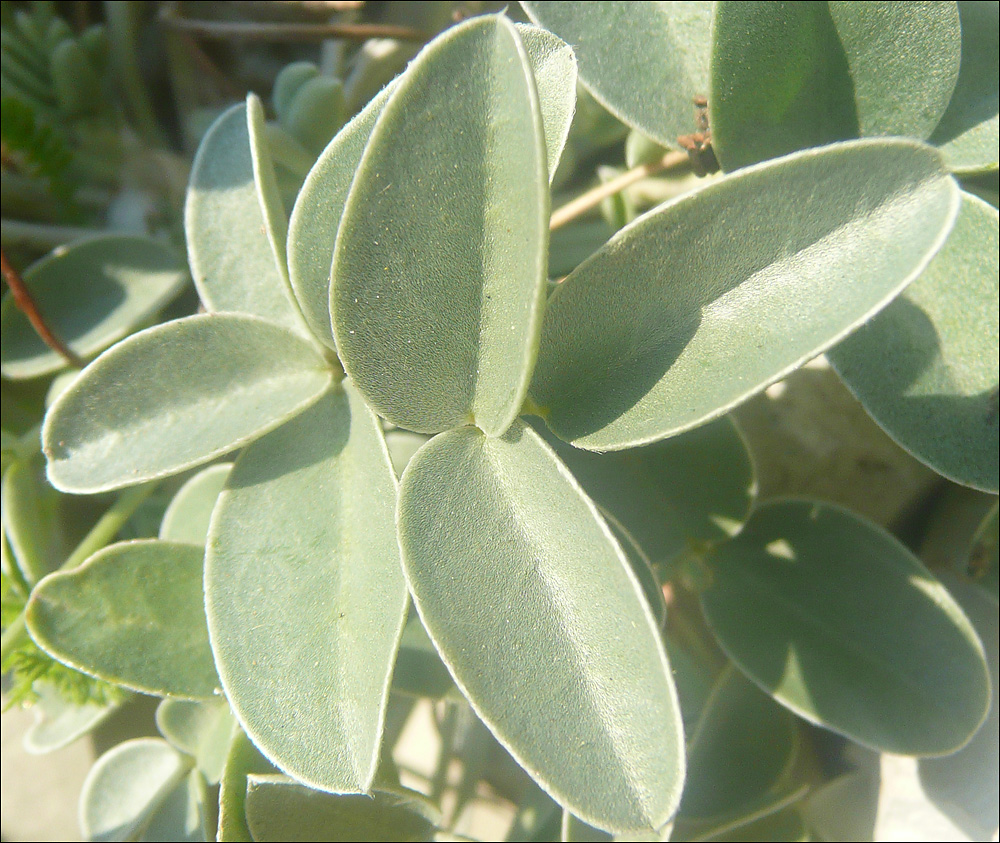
[1,2,998,841]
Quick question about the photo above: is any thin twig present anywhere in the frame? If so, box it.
[159,9,429,43]
[1,248,83,368]
[549,150,688,231]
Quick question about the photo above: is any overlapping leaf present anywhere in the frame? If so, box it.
[711,2,961,171]
[521,1,713,149]
[829,192,998,492]
[332,15,548,435]
[43,314,331,493]
[1,235,187,379]
[185,100,306,334]
[26,540,219,698]
[205,383,406,793]
[529,139,959,451]
[397,422,684,833]
[159,463,233,546]
[701,500,991,755]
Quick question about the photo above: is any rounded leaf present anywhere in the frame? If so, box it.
[205,383,406,793]
[829,192,999,493]
[26,539,219,698]
[43,314,331,493]
[332,15,548,436]
[80,738,190,842]
[159,463,233,546]
[701,500,991,755]
[521,2,713,149]
[1,235,187,380]
[529,139,959,451]
[398,422,684,833]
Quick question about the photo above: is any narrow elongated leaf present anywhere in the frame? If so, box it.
[1,235,188,379]
[332,15,548,436]
[521,2,713,149]
[185,102,306,334]
[829,192,999,493]
[710,2,961,171]
[244,776,437,842]
[80,738,191,842]
[701,500,991,755]
[929,1,999,172]
[159,463,233,545]
[2,454,66,583]
[43,314,331,493]
[533,417,753,565]
[965,503,998,600]
[26,540,219,698]
[827,1,960,139]
[218,731,275,843]
[529,139,959,451]
[287,80,399,348]
[398,422,684,833]
[516,23,577,180]
[205,382,406,793]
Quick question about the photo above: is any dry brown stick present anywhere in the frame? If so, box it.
[549,150,689,231]
[159,10,428,43]
[1,248,83,368]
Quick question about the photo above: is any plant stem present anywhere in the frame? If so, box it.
[1,248,83,368]
[549,150,688,231]
[159,9,429,43]
[0,483,156,664]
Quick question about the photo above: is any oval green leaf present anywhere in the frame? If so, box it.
[42,314,331,493]
[26,539,220,698]
[701,499,991,755]
[80,738,191,842]
[398,422,684,833]
[244,776,438,842]
[710,2,960,171]
[532,416,754,565]
[156,697,237,785]
[205,382,406,793]
[185,102,306,335]
[23,683,121,754]
[159,463,233,546]
[529,139,959,451]
[138,769,211,842]
[332,15,548,436]
[287,79,399,349]
[521,2,713,149]
[929,1,999,173]
[0,235,187,380]
[828,192,999,492]
[516,22,578,181]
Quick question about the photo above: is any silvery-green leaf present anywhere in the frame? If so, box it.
[43,314,331,494]
[929,1,999,173]
[701,500,991,755]
[829,192,999,493]
[533,417,753,565]
[138,770,210,843]
[80,738,192,842]
[244,776,438,842]
[287,79,399,349]
[398,422,684,833]
[159,463,233,545]
[332,15,548,436]
[516,22,577,180]
[217,731,275,843]
[2,454,66,583]
[156,697,237,784]
[205,383,406,793]
[711,2,961,171]
[919,571,998,841]
[22,682,121,754]
[0,235,187,379]
[529,139,959,451]
[521,2,713,149]
[26,539,219,698]
[185,102,306,334]
[390,608,460,702]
